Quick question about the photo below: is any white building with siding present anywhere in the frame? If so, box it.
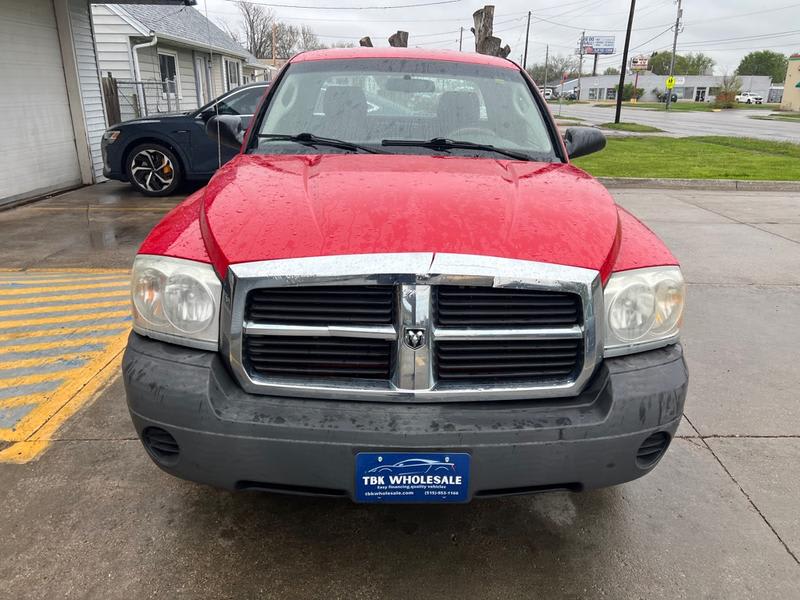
[0,0,197,207]
[560,73,773,103]
[91,4,264,122]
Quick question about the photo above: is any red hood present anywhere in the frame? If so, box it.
[199,154,621,278]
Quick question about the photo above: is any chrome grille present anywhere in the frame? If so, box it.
[435,286,581,327]
[223,253,603,403]
[247,285,394,325]
[245,335,393,379]
[435,339,582,381]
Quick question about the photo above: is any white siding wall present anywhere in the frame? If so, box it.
[90,4,137,80]
[69,0,106,179]
[136,44,200,112]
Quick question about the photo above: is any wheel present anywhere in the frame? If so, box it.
[746,99,752,104]
[127,143,182,196]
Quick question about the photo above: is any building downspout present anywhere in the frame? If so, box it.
[132,32,157,117]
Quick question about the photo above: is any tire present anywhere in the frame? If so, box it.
[127,143,182,196]
[746,99,752,104]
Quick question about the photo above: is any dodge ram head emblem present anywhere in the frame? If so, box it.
[404,328,426,349]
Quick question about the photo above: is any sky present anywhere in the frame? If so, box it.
[192,0,800,75]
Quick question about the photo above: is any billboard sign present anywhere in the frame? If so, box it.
[579,35,615,55]
[631,55,649,71]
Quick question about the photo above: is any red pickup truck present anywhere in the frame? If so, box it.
[123,48,687,503]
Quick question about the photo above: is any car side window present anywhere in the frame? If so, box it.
[216,87,265,116]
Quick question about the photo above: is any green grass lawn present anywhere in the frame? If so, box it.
[573,136,800,180]
[554,116,585,122]
[600,122,664,133]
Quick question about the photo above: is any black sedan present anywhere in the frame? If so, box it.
[101,82,269,196]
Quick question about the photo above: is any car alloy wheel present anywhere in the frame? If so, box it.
[130,148,176,194]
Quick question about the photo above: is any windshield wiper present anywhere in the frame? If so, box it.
[381,137,532,161]
[258,133,388,154]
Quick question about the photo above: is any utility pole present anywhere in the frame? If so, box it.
[459,26,464,51]
[577,31,585,101]
[543,44,549,93]
[665,0,683,111]
[523,10,531,69]
[615,0,636,124]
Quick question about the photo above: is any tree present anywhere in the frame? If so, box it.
[713,74,742,108]
[684,53,715,76]
[223,1,324,59]
[603,67,620,75]
[225,1,273,59]
[649,52,714,75]
[525,54,580,85]
[298,25,325,52]
[736,51,788,83]
[622,83,644,101]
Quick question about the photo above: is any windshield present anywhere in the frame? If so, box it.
[255,58,556,161]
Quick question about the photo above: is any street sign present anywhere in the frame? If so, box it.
[666,76,676,90]
[631,55,649,71]
[578,35,615,55]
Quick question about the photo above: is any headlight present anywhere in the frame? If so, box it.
[604,266,685,356]
[102,129,120,143]
[131,255,221,350]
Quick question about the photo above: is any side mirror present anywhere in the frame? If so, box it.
[206,115,245,150]
[563,127,606,159]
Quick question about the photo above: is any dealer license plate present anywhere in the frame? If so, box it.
[355,452,470,503]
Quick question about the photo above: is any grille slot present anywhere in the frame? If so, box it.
[435,286,581,327]
[636,432,670,468]
[247,285,394,325]
[435,339,581,382]
[245,335,392,379]
[142,427,180,465]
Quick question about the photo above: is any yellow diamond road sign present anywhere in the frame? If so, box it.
[666,76,676,90]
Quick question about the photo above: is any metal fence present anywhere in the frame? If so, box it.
[102,75,182,125]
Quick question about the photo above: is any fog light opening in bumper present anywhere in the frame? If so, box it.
[636,432,671,469]
[142,427,180,466]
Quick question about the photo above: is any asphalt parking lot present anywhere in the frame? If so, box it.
[0,182,798,598]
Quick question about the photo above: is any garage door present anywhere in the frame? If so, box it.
[0,0,82,206]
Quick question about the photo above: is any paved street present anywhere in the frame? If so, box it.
[552,102,800,143]
[0,182,798,598]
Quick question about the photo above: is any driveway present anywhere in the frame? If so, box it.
[552,103,800,143]
[0,182,798,598]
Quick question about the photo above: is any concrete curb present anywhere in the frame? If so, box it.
[598,177,800,192]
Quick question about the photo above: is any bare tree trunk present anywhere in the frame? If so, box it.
[359,37,373,47]
[388,31,409,47]
[471,5,511,58]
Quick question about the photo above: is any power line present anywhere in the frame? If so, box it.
[683,1,800,25]
[222,0,465,10]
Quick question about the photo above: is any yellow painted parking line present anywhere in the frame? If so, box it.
[2,310,130,329]
[0,350,124,461]
[0,336,123,356]
[0,367,87,390]
[0,300,128,318]
[0,322,127,343]
[0,268,130,274]
[0,281,129,294]
[0,269,132,462]
[0,290,129,307]
[0,353,103,380]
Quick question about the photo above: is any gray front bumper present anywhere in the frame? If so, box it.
[122,333,688,499]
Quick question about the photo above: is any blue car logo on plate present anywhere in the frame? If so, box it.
[355,452,470,503]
